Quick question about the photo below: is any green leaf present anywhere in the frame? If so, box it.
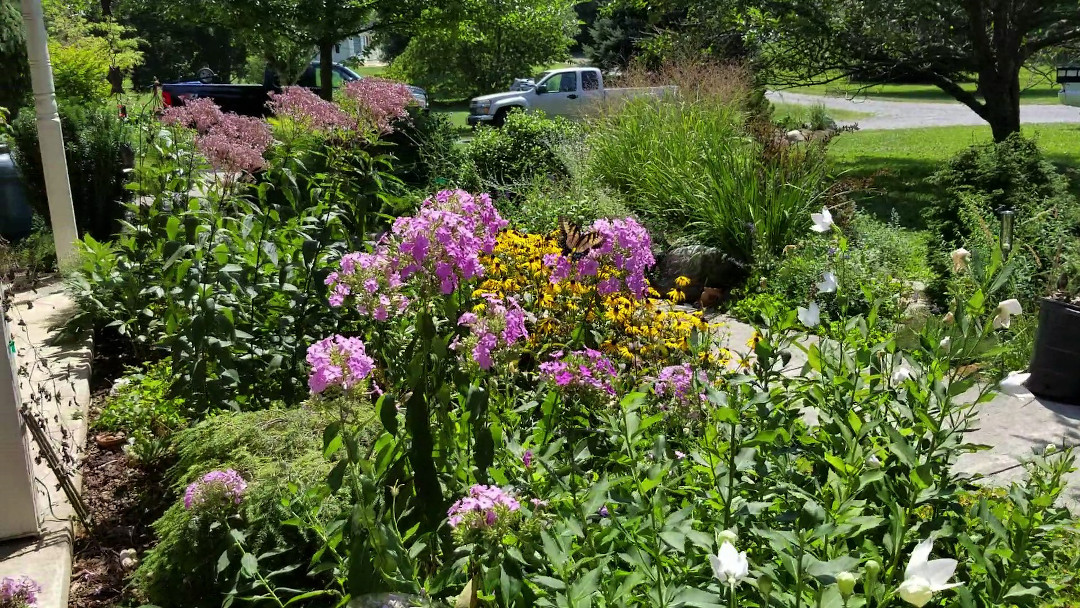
[240,553,258,577]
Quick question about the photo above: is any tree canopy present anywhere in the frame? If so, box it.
[754,0,1080,140]
[388,0,577,98]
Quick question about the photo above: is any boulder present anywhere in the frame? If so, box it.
[653,245,748,303]
[785,129,807,143]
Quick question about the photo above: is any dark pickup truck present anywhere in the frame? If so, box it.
[161,62,428,116]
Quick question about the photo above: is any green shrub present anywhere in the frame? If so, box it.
[96,361,187,463]
[0,1,30,115]
[382,107,475,190]
[0,217,55,287]
[133,402,377,608]
[466,110,581,191]
[500,141,630,234]
[10,102,132,240]
[927,134,1073,245]
[49,40,111,102]
[926,136,1080,335]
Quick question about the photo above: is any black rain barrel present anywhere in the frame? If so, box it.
[0,150,34,241]
[1027,297,1080,405]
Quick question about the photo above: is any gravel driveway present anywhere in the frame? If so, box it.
[767,90,1080,130]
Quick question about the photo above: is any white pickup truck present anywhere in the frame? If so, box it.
[467,66,673,126]
[1058,66,1080,107]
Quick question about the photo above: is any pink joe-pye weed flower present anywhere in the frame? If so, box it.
[340,77,415,134]
[267,86,355,134]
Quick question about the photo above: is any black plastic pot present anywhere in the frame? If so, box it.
[1027,297,1080,405]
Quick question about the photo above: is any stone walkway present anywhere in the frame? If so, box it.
[716,314,1080,509]
[766,90,1080,130]
[0,281,91,608]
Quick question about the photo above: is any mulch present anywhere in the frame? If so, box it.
[69,333,173,608]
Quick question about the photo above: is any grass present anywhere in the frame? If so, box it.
[829,123,1080,228]
[784,66,1061,104]
[352,64,389,77]
[771,102,874,124]
[429,100,472,136]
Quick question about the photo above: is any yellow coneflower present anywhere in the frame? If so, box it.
[675,275,691,288]
[666,288,686,304]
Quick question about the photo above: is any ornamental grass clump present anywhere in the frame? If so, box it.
[0,577,39,608]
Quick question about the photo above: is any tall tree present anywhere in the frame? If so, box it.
[158,0,381,99]
[0,0,30,114]
[754,0,1080,141]
[389,0,577,98]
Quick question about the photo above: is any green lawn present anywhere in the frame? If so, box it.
[771,102,874,124]
[785,67,1061,105]
[829,123,1080,228]
[430,100,472,135]
[352,64,389,77]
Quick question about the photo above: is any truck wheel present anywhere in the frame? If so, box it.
[491,108,511,127]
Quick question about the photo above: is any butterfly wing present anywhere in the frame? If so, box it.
[559,217,605,260]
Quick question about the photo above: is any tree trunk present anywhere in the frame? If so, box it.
[979,68,1022,142]
[319,38,334,101]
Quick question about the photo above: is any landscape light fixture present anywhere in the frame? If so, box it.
[999,207,1015,258]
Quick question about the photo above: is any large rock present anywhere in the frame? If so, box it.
[653,245,748,303]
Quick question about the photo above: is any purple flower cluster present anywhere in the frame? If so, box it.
[340,78,415,134]
[0,577,39,608]
[183,469,247,511]
[539,348,619,397]
[393,190,507,294]
[327,191,507,314]
[653,364,706,417]
[456,294,529,370]
[160,98,271,174]
[447,484,521,529]
[325,250,411,320]
[267,86,354,134]
[306,335,376,394]
[544,217,655,298]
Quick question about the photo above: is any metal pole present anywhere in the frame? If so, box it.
[20,0,78,266]
[0,293,40,540]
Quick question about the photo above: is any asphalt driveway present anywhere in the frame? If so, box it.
[767,90,1080,130]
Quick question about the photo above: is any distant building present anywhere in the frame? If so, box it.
[324,35,372,63]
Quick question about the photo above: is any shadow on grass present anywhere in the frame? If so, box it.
[835,156,947,230]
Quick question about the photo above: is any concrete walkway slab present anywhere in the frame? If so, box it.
[955,392,1080,509]
[0,281,90,608]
